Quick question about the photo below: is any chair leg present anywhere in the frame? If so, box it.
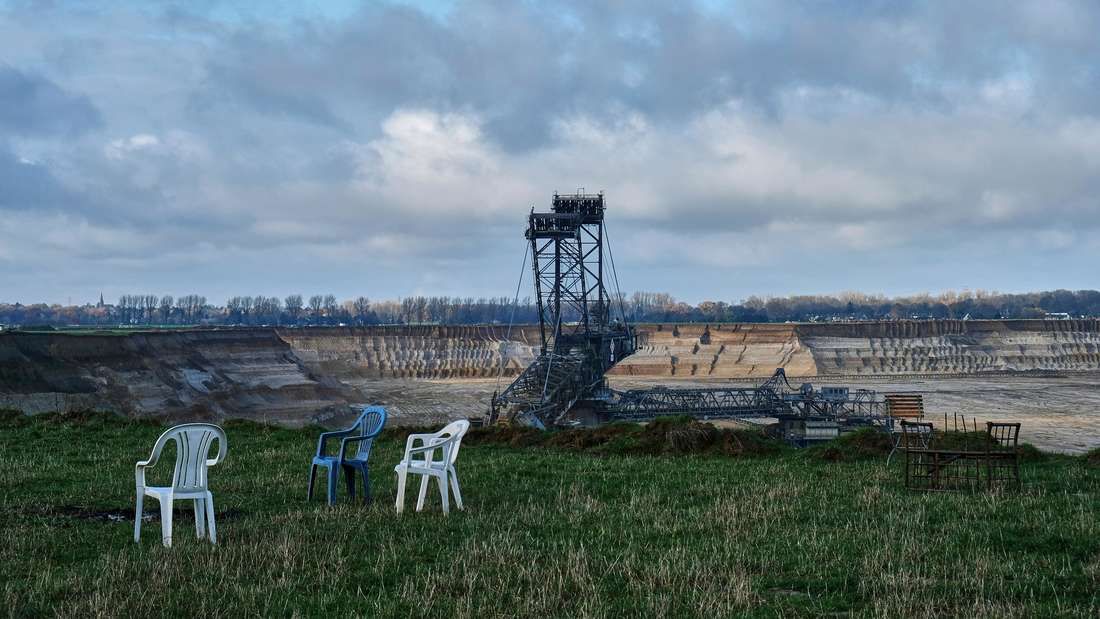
[307,464,318,500]
[326,466,339,506]
[159,496,173,548]
[438,473,450,515]
[344,465,356,500]
[449,468,463,511]
[134,492,143,543]
[362,467,372,504]
[395,470,408,513]
[205,492,217,545]
[194,498,206,539]
[416,475,430,512]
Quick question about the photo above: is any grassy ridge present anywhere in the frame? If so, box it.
[1,412,1098,617]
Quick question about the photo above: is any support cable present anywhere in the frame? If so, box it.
[603,219,630,324]
[541,310,563,401]
[494,243,531,394]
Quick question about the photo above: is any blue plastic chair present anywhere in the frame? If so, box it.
[308,406,387,505]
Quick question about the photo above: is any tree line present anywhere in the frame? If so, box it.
[1,288,1099,328]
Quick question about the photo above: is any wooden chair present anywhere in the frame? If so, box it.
[887,418,934,466]
[984,422,1021,490]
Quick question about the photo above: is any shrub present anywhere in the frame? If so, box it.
[1085,448,1100,468]
[809,428,892,462]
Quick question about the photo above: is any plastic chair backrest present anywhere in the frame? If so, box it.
[148,423,227,492]
[438,419,470,466]
[351,406,387,460]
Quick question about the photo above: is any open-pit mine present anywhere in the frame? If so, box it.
[2,319,1099,453]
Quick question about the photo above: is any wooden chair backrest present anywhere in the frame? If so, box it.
[886,394,924,420]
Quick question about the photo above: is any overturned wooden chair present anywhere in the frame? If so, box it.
[904,421,1022,491]
[887,418,934,466]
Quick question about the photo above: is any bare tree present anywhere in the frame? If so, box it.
[284,294,303,324]
[322,294,337,323]
[352,296,370,324]
[308,295,323,322]
[159,295,174,324]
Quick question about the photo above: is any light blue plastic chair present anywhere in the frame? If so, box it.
[308,406,387,505]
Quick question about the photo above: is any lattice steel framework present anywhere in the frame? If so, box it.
[528,192,611,351]
[493,192,635,428]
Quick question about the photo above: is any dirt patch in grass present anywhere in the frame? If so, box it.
[24,505,247,523]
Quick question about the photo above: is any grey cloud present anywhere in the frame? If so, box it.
[189,1,1100,152]
[0,65,102,137]
[0,147,74,207]
[1,1,1100,304]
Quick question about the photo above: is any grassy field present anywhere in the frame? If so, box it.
[1,413,1098,617]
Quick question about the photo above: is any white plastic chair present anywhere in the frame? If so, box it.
[394,420,469,514]
[134,423,227,547]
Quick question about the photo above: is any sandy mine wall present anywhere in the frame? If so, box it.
[0,329,354,423]
[609,323,816,378]
[277,325,542,379]
[3,321,1100,421]
[611,320,1100,378]
[800,319,1100,376]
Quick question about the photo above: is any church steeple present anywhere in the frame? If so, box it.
[97,292,105,308]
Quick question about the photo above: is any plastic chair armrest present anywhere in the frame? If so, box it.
[403,433,430,454]
[315,429,354,458]
[405,432,439,443]
[407,444,440,456]
[339,435,374,461]
[407,438,452,464]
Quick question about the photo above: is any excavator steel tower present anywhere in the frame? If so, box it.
[491,192,635,428]
[491,191,889,441]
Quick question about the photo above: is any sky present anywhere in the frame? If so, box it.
[2,0,1100,306]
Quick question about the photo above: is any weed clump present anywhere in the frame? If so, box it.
[1016,443,1047,463]
[810,428,892,462]
[0,409,28,427]
[452,416,783,459]
[1085,448,1100,468]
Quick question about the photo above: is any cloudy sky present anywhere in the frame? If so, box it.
[2,0,1100,305]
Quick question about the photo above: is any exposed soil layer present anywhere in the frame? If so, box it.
[0,329,354,424]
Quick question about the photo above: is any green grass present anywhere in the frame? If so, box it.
[1,413,1098,617]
